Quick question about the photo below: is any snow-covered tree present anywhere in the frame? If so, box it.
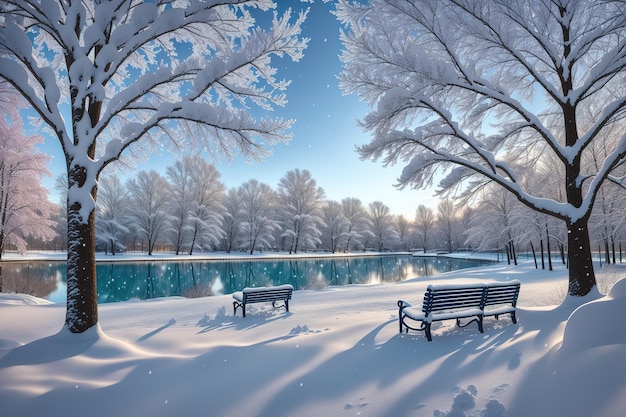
[165,159,194,255]
[394,214,412,251]
[336,0,626,297]
[0,80,21,123]
[437,199,457,253]
[221,187,245,253]
[414,204,434,252]
[590,181,626,264]
[465,186,524,264]
[367,200,397,251]
[185,156,225,254]
[95,173,129,255]
[341,197,372,252]
[166,155,225,254]
[0,1,308,332]
[239,179,279,254]
[126,170,172,256]
[0,116,56,259]
[320,200,348,253]
[277,169,325,253]
[583,117,626,264]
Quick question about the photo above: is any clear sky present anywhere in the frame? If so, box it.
[37,1,438,219]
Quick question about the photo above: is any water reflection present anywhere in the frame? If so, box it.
[0,255,493,304]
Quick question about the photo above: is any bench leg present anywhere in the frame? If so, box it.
[233,301,247,317]
[493,311,518,324]
[425,322,432,341]
[270,300,290,313]
[456,316,484,333]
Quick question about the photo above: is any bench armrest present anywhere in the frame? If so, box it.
[397,299,412,309]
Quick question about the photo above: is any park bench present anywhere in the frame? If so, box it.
[232,284,294,317]
[397,280,520,341]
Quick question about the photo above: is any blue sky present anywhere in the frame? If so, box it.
[38,1,437,218]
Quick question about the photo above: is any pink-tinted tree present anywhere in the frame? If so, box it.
[0,118,56,260]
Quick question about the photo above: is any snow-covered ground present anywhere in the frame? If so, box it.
[1,256,625,417]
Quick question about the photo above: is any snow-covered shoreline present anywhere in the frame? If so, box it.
[2,259,625,417]
[1,249,502,263]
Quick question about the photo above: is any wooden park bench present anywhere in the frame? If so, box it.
[232,284,294,317]
[397,280,520,341]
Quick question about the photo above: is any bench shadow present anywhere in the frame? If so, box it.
[195,306,293,334]
[251,315,526,417]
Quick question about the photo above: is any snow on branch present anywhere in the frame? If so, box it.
[0,0,308,181]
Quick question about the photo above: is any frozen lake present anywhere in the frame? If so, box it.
[0,255,495,304]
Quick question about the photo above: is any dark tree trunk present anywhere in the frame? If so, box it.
[530,242,538,269]
[188,229,197,256]
[559,13,597,296]
[64,157,99,333]
[546,232,553,271]
[612,240,616,264]
[65,200,98,333]
[511,241,518,265]
[566,216,596,296]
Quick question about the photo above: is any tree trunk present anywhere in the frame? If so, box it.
[188,229,197,256]
[511,241,518,265]
[546,233,553,271]
[530,242,537,269]
[65,200,98,333]
[566,217,596,296]
[612,239,616,264]
[64,156,99,333]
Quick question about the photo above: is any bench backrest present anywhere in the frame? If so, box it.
[242,285,293,303]
[483,282,520,308]
[421,281,520,316]
[422,286,485,316]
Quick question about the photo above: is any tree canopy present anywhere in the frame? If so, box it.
[336,0,626,297]
[0,0,309,332]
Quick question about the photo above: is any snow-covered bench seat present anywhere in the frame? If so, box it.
[232,284,294,317]
[397,280,520,341]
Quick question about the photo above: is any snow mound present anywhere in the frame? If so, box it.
[0,293,53,306]
[608,276,626,299]
[561,278,626,351]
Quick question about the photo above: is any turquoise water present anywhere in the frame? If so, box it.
[0,255,494,304]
